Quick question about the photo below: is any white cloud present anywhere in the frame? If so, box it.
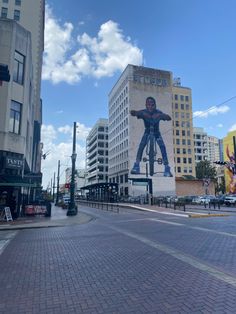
[41,123,90,189]
[193,105,230,118]
[217,123,223,128]
[229,124,236,132]
[42,5,143,84]
[57,123,91,140]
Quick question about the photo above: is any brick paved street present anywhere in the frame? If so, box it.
[1,205,236,313]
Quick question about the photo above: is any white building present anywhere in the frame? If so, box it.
[108,65,175,197]
[86,119,109,185]
[207,135,220,164]
[193,127,208,163]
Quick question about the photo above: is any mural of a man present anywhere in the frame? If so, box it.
[226,145,236,194]
[130,96,172,177]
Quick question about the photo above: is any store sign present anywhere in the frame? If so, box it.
[5,157,23,169]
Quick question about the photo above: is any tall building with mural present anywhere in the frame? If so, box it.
[108,65,175,197]
[223,130,236,194]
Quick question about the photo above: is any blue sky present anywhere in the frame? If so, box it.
[41,0,236,188]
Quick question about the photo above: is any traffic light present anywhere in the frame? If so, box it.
[213,161,227,165]
[0,64,10,82]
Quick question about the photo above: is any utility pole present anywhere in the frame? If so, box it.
[52,172,56,202]
[67,122,77,216]
[56,160,60,205]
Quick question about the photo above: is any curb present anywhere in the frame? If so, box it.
[189,214,229,218]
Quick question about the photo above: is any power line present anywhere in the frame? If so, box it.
[161,94,236,137]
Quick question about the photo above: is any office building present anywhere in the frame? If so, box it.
[207,135,220,164]
[193,127,208,163]
[172,80,196,177]
[86,119,108,185]
[108,65,175,197]
[0,0,45,212]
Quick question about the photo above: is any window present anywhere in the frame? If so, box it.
[174,94,178,100]
[14,9,20,21]
[180,95,184,101]
[13,51,25,84]
[175,121,179,127]
[15,0,21,5]
[181,112,185,119]
[176,139,180,145]
[186,104,189,110]
[175,103,178,109]
[177,167,181,173]
[3,0,8,3]
[9,101,22,134]
[177,157,181,163]
[182,130,186,136]
[181,103,184,110]
[182,139,186,145]
[176,129,179,136]
[185,96,189,101]
[175,112,179,119]
[1,7,8,18]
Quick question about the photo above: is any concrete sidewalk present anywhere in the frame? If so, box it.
[0,203,94,230]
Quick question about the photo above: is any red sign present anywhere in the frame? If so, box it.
[65,183,70,189]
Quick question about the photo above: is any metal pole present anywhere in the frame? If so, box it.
[67,122,77,216]
[52,172,55,202]
[233,136,236,174]
[56,160,60,205]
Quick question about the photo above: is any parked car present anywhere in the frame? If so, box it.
[194,195,216,205]
[224,195,236,206]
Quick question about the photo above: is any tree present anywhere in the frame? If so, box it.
[195,160,217,180]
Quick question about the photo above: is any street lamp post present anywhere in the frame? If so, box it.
[67,122,77,216]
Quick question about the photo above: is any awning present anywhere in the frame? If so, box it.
[0,175,42,188]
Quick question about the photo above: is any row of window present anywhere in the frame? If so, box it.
[109,173,129,184]
[176,166,193,173]
[109,161,129,174]
[110,128,128,149]
[175,157,192,164]
[1,7,20,20]
[174,112,190,119]
[174,94,189,102]
[174,148,192,154]
[174,121,191,128]
[109,150,129,165]
[175,138,192,146]
[2,0,21,5]
[174,129,191,137]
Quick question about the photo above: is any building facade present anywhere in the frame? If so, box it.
[172,81,196,178]
[86,119,108,185]
[0,0,45,212]
[108,65,175,197]
[207,135,220,164]
[193,127,208,163]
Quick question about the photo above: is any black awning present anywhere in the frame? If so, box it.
[80,182,118,190]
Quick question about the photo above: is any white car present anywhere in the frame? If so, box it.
[224,195,236,206]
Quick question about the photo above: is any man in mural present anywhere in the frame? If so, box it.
[130,96,172,177]
[226,145,236,194]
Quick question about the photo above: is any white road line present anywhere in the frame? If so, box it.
[149,218,184,226]
[0,231,18,255]
[127,205,189,217]
[109,225,236,288]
